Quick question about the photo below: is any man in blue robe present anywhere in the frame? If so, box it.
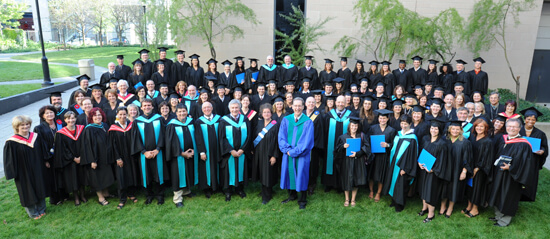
[278,97,314,209]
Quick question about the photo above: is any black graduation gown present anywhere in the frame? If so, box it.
[469,70,489,96]
[335,133,370,190]
[319,70,337,87]
[272,112,288,127]
[338,68,353,90]
[194,115,222,191]
[485,103,505,121]
[409,68,427,92]
[213,96,231,116]
[489,136,537,216]
[171,61,190,87]
[233,68,246,89]
[151,72,168,89]
[367,124,397,183]
[307,110,325,187]
[244,67,259,93]
[109,121,139,190]
[154,58,173,82]
[382,131,418,206]
[53,126,85,192]
[142,60,155,81]
[218,115,251,190]
[153,95,169,112]
[443,108,457,121]
[250,94,272,112]
[367,72,382,91]
[427,71,440,86]
[165,118,196,191]
[3,133,49,207]
[100,71,121,86]
[130,114,169,187]
[258,64,278,85]
[33,122,58,196]
[299,67,320,89]
[251,119,281,187]
[454,71,471,96]
[219,72,235,89]
[419,136,451,206]
[322,109,356,189]
[128,72,146,92]
[352,71,368,86]
[411,121,429,149]
[439,73,455,95]
[115,64,132,80]
[389,114,403,131]
[80,123,115,191]
[185,66,205,88]
[519,127,548,201]
[382,73,395,96]
[392,68,410,92]
[102,102,121,126]
[443,138,473,203]
[279,65,299,89]
[467,136,494,206]
[68,88,92,107]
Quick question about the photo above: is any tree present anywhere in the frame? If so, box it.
[274,4,333,67]
[68,0,93,46]
[143,0,170,61]
[112,4,141,46]
[90,0,111,47]
[169,0,260,59]
[0,0,26,38]
[464,0,537,104]
[49,0,72,48]
[134,3,147,47]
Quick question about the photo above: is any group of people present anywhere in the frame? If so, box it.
[3,48,546,228]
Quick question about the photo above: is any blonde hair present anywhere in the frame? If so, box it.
[12,115,32,134]
[105,89,117,98]
[447,125,464,141]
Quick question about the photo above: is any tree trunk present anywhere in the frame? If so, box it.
[515,76,520,107]
[81,26,86,47]
[209,43,216,59]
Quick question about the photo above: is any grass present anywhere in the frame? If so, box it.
[1,169,549,238]
[12,46,179,70]
[0,83,58,98]
[0,62,79,82]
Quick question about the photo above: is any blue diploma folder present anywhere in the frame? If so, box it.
[524,137,541,153]
[418,149,436,172]
[467,178,473,187]
[370,135,385,153]
[134,82,144,89]
[236,73,245,84]
[346,138,361,156]
[251,72,259,84]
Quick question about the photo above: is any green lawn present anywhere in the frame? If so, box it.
[1,170,549,238]
[12,46,178,69]
[0,83,58,98]
[0,62,79,82]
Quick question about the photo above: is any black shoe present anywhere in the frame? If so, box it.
[281,198,296,204]
[262,200,268,205]
[185,192,196,198]
[145,198,153,205]
[299,204,306,209]
[418,210,428,216]
[238,191,247,198]
[494,223,506,227]
[395,207,403,213]
[439,209,447,215]
[157,198,165,205]
[205,191,212,199]
[175,202,184,208]
[225,194,231,202]
[389,202,396,207]
[423,216,434,223]
[489,217,498,221]
[324,187,331,193]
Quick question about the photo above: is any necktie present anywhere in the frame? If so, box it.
[295,118,298,123]
[260,96,263,100]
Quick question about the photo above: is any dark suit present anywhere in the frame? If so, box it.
[484,103,505,121]
[392,68,410,92]
[250,94,272,112]
[213,96,231,116]
[99,71,121,87]
[115,64,132,80]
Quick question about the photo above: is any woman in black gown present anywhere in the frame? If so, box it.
[251,104,282,204]
[151,61,168,87]
[102,89,121,126]
[335,117,371,207]
[53,111,87,206]
[418,119,450,223]
[109,107,140,209]
[81,107,115,206]
[319,59,337,87]
[185,54,205,88]
[245,58,259,94]
[128,59,146,92]
[352,60,367,85]
[519,107,548,202]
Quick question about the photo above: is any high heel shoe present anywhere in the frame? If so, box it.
[423,216,435,223]
[418,209,428,216]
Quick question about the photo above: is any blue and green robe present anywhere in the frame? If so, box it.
[219,114,251,190]
[322,108,354,189]
[165,117,198,191]
[194,114,222,191]
[383,130,419,206]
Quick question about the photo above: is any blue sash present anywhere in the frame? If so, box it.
[182,95,199,112]
[326,109,351,175]
[262,64,277,71]
[463,123,472,139]
[146,91,159,99]
[73,105,84,115]
[132,100,141,107]
[253,120,277,147]
[281,64,295,69]
[136,114,164,188]
[168,117,198,187]
[56,108,66,130]
[388,132,418,197]
[198,115,220,186]
[222,115,247,186]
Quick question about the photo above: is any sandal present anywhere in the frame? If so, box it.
[423,216,434,223]
[439,209,447,215]
[461,208,470,214]
[368,192,374,199]
[344,201,350,207]
[129,197,138,203]
[374,193,381,203]
[466,212,479,218]
[33,214,43,220]
[117,203,125,210]
[98,200,109,206]
[418,209,428,216]
[351,201,356,207]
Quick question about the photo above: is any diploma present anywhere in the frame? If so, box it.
[417,149,436,172]
[524,137,541,153]
[134,82,144,89]
[236,73,245,84]
[467,178,473,187]
[346,138,361,157]
[251,72,259,84]
[370,135,385,153]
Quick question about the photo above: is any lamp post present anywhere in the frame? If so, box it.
[35,0,53,87]
[143,5,148,47]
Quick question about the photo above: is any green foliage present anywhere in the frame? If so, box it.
[334,0,463,63]
[489,88,550,122]
[169,0,260,58]
[144,0,170,61]
[274,4,333,67]
[0,0,26,30]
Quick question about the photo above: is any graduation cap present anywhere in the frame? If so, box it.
[268,80,278,85]
[323,81,333,87]
[399,59,406,64]
[271,95,285,103]
[430,118,446,128]
[205,75,217,82]
[76,74,90,83]
[132,59,144,65]
[157,47,169,52]
[138,49,150,54]
[324,58,334,64]
[325,95,337,101]
[456,59,467,65]
[311,89,323,95]
[428,59,439,64]
[351,92,362,98]
[362,95,375,102]
[520,107,543,119]
[473,57,486,64]
[199,87,210,94]
[49,91,63,98]
[377,95,390,103]
[430,98,444,106]
[375,109,393,116]
[302,78,311,84]
[404,93,416,99]
[249,58,258,63]
[175,50,185,55]
[392,99,404,106]
[333,77,345,83]
[412,105,426,113]
[425,81,433,86]
[349,116,362,124]
[155,59,165,65]
[344,91,352,96]
[216,83,227,90]
[232,86,243,92]
[411,56,423,61]
[206,58,218,65]
[234,56,245,61]
[159,83,169,88]
[221,60,233,66]
[381,61,391,66]
[284,80,296,86]
[116,55,124,59]
[189,54,200,59]
[304,55,314,60]
[369,60,380,66]
[434,86,445,92]
[169,93,180,99]
[376,81,386,87]
[454,82,464,88]
[495,115,507,122]
[109,77,119,83]
[356,59,365,64]
[350,83,358,88]
[476,116,491,126]
[448,120,464,127]
[414,84,424,90]
[340,56,348,62]
[90,84,103,90]
[360,78,369,83]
